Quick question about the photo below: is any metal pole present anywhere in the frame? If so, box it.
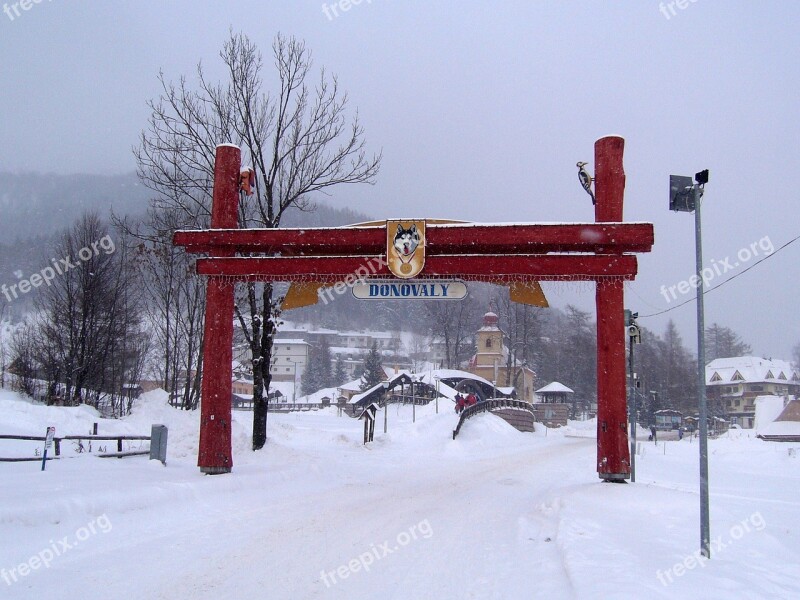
[412,380,416,423]
[629,334,636,482]
[694,184,711,558]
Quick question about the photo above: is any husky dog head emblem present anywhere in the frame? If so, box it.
[387,220,426,278]
[393,224,421,257]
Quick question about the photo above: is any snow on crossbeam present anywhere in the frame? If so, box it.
[174,222,654,255]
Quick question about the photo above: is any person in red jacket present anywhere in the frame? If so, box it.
[466,393,477,407]
[455,394,466,413]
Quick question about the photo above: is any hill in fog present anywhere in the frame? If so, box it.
[0,171,372,320]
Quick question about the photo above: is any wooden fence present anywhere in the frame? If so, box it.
[0,433,152,462]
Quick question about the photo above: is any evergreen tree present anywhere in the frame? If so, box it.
[319,339,333,388]
[705,323,752,362]
[334,354,348,386]
[662,320,696,414]
[301,345,321,397]
[360,341,385,391]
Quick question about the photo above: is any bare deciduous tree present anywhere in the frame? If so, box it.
[10,322,38,398]
[424,295,480,369]
[491,289,544,394]
[30,213,146,412]
[135,32,381,449]
[121,206,207,410]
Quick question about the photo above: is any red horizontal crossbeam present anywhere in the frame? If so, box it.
[174,223,654,256]
[195,254,638,282]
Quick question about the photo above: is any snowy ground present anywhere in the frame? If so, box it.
[1,390,799,599]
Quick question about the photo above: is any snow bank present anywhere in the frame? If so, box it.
[1,390,799,599]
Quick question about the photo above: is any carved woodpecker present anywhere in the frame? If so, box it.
[576,161,595,205]
[239,167,256,196]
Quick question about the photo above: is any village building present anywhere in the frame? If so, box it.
[706,356,800,429]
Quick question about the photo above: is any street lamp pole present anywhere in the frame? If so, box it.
[670,169,711,559]
[292,360,297,404]
[694,182,711,559]
[629,332,636,482]
[383,381,389,433]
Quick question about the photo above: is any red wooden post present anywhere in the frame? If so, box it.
[594,135,630,480]
[198,144,240,474]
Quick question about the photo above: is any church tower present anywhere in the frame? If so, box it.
[467,310,536,402]
[474,311,504,371]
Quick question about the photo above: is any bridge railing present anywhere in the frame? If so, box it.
[452,398,535,439]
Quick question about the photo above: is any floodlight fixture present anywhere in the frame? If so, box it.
[670,175,695,212]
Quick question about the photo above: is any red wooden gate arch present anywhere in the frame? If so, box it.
[174,135,654,481]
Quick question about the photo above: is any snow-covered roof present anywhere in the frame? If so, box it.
[296,386,341,404]
[536,382,574,394]
[758,420,800,438]
[417,369,495,388]
[266,381,296,398]
[758,400,800,437]
[273,339,308,346]
[339,330,394,339]
[754,395,786,433]
[338,379,365,392]
[776,398,800,422]
[349,380,388,405]
[706,356,798,385]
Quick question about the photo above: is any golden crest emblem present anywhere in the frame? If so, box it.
[387,220,426,279]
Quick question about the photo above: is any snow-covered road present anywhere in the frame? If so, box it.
[2,392,799,599]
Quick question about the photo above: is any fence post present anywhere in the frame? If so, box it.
[150,425,168,465]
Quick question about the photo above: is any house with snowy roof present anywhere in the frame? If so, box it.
[757,399,800,442]
[706,356,800,429]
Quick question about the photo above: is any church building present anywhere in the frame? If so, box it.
[467,311,536,402]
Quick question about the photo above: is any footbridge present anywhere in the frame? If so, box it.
[452,398,536,439]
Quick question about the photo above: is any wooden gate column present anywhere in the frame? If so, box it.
[594,136,630,481]
[198,144,240,474]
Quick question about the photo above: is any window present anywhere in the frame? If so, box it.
[485,338,492,348]
[285,368,290,372]
[731,371,745,382]
[710,372,722,382]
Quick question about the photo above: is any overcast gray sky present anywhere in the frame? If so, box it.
[1,1,798,358]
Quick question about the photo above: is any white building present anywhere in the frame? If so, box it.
[270,339,309,384]
[706,356,800,428]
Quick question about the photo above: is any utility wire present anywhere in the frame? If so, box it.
[639,233,800,319]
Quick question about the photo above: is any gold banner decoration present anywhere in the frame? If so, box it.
[509,281,549,307]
